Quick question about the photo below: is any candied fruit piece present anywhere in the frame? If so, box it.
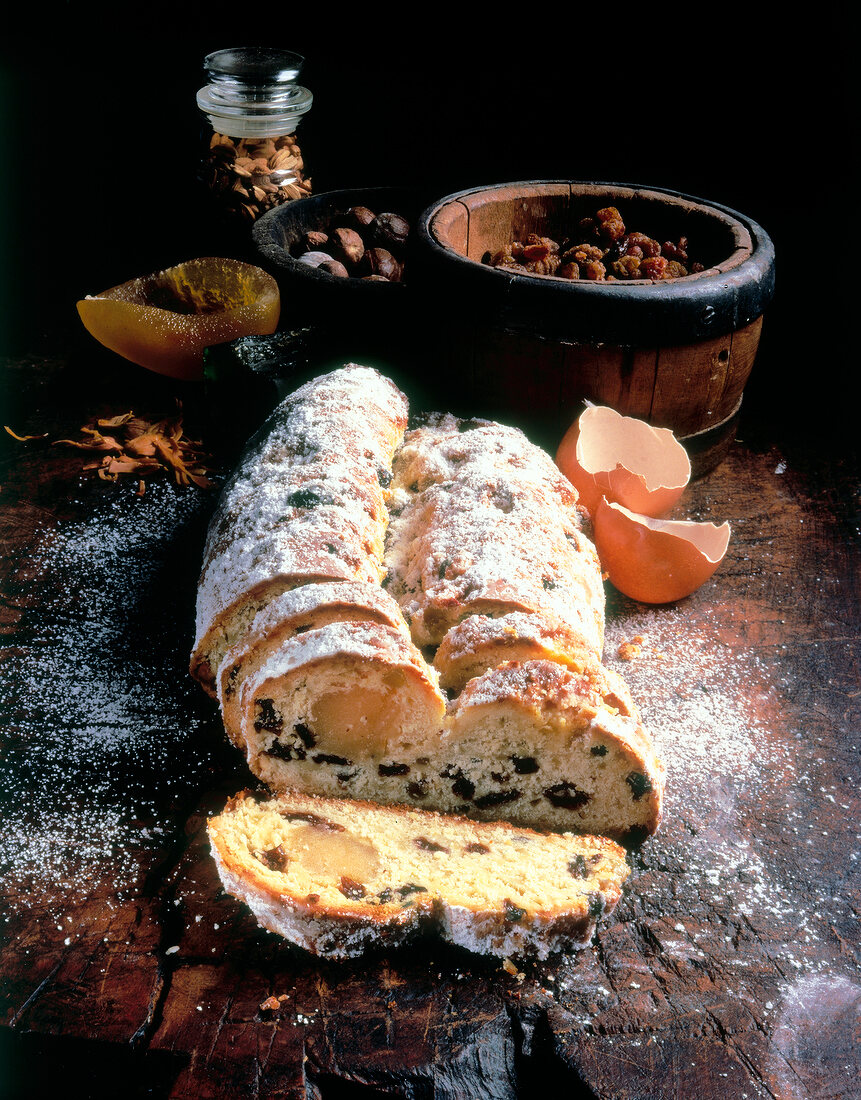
[595,207,626,242]
[77,257,281,381]
[292,824,381,881]
[641,255,670,280]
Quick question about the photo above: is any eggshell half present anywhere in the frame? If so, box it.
[594,499,731,604]
[556,405,691,517]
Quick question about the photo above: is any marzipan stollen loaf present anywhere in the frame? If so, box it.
[191,364,666,953]
[207,790,631,960]
[190,364,663,838]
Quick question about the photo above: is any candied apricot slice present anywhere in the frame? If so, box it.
[77,257,281,381]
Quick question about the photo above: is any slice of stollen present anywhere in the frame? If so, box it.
[442,659,664,841]
[238,619,448,799]
[207,789,631,960]
[433,610,602,695]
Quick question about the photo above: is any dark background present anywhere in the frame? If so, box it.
[0,9,854,429]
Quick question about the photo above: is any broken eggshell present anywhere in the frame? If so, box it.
[593,498,731,604]
[556,404,691,517]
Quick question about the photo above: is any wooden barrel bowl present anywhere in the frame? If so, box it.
[413,181,775,474]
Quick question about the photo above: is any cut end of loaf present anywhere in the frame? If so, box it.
[216,580,413,751]
[241,620,448,795]
[446,659,665,839]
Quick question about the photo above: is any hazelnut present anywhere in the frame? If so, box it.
[303,230,329,251]
[318,259,350,278]
[372,212,410,253]
[362,247,401,282]
[297,250,336,268]
[329,226,365,267]
[345,205,377,232]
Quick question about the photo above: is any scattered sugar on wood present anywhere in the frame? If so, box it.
[603,607,853,979]
[0,478,217,917]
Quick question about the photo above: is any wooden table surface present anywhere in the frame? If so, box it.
[0,338,858,1100]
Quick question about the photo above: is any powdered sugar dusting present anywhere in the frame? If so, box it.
[604,609,770,786]
[603,606,848,961]
[192,366,407,675]
[386,414,605,648]
[0,478,217,912]
[249,619,439,692]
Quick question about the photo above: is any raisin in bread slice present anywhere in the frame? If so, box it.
[208,789,631,960]
[191,365,408,696]
[217,581,413,751]
[384,414,604,649]
[239,620,448,797]
[433,610,601,695]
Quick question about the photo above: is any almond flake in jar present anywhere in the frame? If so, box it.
[196,47,314,225]
[201,132,312,224]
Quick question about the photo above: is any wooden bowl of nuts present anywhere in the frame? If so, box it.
[251,186,421,307]
[413,181,775,473]
[251,186,430,385]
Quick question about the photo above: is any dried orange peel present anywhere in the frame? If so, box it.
[4,427,49,442]
[77,257,281,381]
[55,409,214,489]
[7,409,214,492]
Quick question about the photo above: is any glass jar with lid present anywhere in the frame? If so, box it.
[196,47,313,229]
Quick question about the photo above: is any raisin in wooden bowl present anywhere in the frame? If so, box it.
[412,181,775,475]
